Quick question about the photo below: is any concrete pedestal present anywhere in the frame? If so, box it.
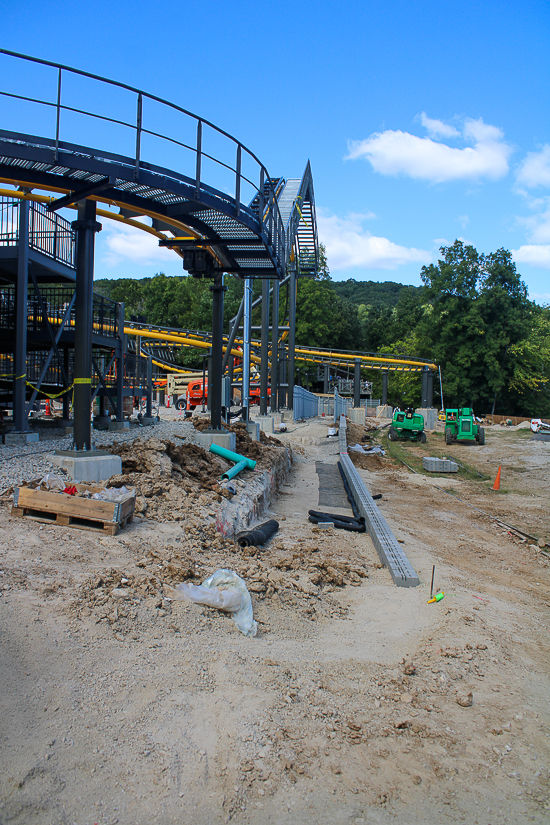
[195,430,237,451]
[138,417,156,427]
[3,431,40,445]
[93,416,111,430]
[376,405,393,419]
[50,450,122,483]
[246,421,260,442]
[349,407,365,425]
[109,420,130,431]
[417,408,437,429]
[253,415,274,434]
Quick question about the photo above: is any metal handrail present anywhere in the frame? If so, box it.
[0,49,287,267]
[0,197,75,267]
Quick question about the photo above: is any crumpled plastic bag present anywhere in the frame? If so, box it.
[38,473,65,492]
[349,443,385,455]
[92,486,132,501]
[174,568,257,637]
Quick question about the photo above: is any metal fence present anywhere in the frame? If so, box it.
[333,388,352,423]
[293,385,320,421]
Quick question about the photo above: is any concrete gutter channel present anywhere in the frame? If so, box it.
[338,415,419,587]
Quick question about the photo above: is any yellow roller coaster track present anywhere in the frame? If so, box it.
[3,189,437,374]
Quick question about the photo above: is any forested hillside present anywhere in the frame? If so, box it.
[94,241,550,417]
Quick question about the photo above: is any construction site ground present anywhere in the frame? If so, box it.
[0,412,549,825]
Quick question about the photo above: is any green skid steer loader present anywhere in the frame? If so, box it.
[444,407,485,445]
[388,407,427,443]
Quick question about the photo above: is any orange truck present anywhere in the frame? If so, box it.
[185,379,270,411]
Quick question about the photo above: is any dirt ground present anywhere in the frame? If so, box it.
[0,415,549,825]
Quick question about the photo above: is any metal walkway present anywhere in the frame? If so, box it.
[0,49,317,282]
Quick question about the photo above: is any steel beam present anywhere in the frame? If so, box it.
[382,370,388,405]
[288,262,296,410]
[242,278,252,421]
[270,278,279,412]
[354,359,361,408]
[260,278,270,416]
[47,176,115,212]
[14,199,29,432]
[72,200,101,450]
[209,271,226,429]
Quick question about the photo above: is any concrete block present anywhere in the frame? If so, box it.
[253,415,274,434]
[417,407,437,429]
[93,416,111,430]
[376,405,393,419]
[270,413,283,426]
[3,431,40,445]
[349,407,365,425]
[138,417,155,427]
[109,420,130,431]
[246,421,260,441]
[423,457,458,473]
[50,450,122,483]
[195,430,237,452]
[65,426,74,436]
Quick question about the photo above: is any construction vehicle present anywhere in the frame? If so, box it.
[388,407,427,442]
[444,407,485,445]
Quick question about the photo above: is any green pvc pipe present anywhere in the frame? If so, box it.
[209,442,256,470]
[221,458,249,481]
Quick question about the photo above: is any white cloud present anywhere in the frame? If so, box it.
[457,214,470,229]
[530,292,550,304]
[101,220,177,268]
[318,211,431,271]
[419,112,460,138]
[512,245,550,269]
[517,197,550,244]
[516,145,550,188]
[347,116,512,183]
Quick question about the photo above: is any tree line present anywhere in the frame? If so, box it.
[94,241,550,417]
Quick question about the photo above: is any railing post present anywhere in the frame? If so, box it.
[195,120,202,200]
[259,169,265,235]
[235,144,241,216]
[135,92,142,180]
[54,68,62,162]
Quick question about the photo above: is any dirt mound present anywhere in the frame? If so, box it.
[192,417,283,456]
[349,451,386,470]
[105,436,285,522]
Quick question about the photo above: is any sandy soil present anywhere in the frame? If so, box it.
[0,416,549,825]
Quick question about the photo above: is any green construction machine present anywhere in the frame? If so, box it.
[388,407,427,442]
[444,407,485,445]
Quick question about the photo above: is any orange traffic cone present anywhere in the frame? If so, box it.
[492,466,501,491]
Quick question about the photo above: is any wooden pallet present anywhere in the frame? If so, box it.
[11,483,135,536]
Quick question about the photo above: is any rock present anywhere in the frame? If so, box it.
[111,588,131,600]
[456,691,473,707]
[403,661,416,675]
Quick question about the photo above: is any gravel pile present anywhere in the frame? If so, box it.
[0,418,197,496]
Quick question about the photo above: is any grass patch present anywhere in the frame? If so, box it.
[381,433,491,482]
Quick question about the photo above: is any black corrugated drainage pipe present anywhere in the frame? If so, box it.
[236,519,279,547]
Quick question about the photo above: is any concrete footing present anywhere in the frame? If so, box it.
[349,407,365,425]
[417,407,437,429]
[376,405,393,419]
[109,420,130,431]
[3,431,40,445]
[93,416,111,430]
[50,450,122,483]
[253,415,274,434]
[195,430,237,451]
[138,417,156,427]
[246,421,260,441]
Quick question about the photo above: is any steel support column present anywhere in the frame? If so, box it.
[72,200,101,451]
[209,271,226,430]
[242,277,252,421]
[382,370,389,406]
[62,347,70,420]
[354,359,361,408]
[421,366,429,408]
[270,278,279,412]
[14,199,29,432]
[260,278,270,416]
[146,355,153,418]
[116,302,125,420]
[323,364,330,395]
[288,262,297,410]
[427,370,434,408]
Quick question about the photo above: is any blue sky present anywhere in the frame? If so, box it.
[2,0,550,302]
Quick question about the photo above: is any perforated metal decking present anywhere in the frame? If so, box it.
[338,416,419,587]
